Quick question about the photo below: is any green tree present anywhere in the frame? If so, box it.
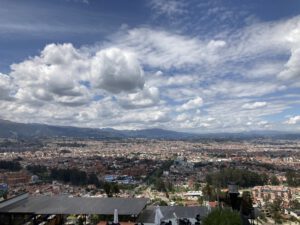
[197,196,204,205]
[0,160,21,171]
[268,196,283,224]
[154,178,166,192]
[103,182,120,197]
[88,173,100,187]
[259,211,267,222]
[286,171,300,187]
[104,182,113,197]
[202,184,216,201]
[206,168,268,188]
[290,200,300,209]
[270,175,280,185]
[78,217,84,225]
[202,208,242,225]
[240,191,253,216]
[194,182,201,191]
[90,215,101,225]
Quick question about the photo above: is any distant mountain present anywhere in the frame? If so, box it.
[0,119,299,140]
[0,119,195,140]
[0,119,121,139]
[114,128,196,139]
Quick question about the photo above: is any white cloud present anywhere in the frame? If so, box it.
[175,113,189,122]
[1,14,300,132]
[278,48,300,80]
[242,60,284,78]
[149,0,186,17]
[10,43,91,106]
[121,110,170,124]
[118,86,160,109]
[66,0,89,4]
[206,81,285,98]
[257,120,270,128]
[0,73,15,101]
[147,73,200,88]
[113,28,226,69]
[90,48,144,93]
[242,102,267,110]
[178,97,203,111]
[9,44,146,108]
[285,115,300,125]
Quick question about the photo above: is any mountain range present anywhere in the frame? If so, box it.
[0,119,299,140]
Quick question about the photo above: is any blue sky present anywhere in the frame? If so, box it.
[1,0,300,132]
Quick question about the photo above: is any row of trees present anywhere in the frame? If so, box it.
[49,168,120,196]
[26,165,47,174]
[0,160,21,171]
[145,160,174,193]
[50,168,104,186]
[50,168,89,186]
[286,171,300,187]
[206,168,268,188]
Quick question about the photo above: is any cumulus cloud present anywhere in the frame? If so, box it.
[10,43,90,106]
[178,97,203,111]
[242,102,267,109]
[285,115,300,125]
[0,73,15,101]
[118,86,159,109]
[1,13,300,132]
[0,42,164,129]
[8,44,146,107]
[90,48,144,93]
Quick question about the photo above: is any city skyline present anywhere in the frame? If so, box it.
[1,0,300,133]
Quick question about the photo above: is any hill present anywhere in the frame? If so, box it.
[0,119,299,140]
[0,119,195,140]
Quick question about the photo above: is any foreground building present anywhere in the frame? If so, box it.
[0,193,148,225]
[0,193,212,225]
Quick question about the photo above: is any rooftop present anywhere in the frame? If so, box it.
[137,206,209,223]
[0,193,148,215]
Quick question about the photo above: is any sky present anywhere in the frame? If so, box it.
[0,0,300,133]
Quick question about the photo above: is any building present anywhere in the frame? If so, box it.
[0,171,31,186]
[252,185,292,207]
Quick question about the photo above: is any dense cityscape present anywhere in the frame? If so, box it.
[0,137,299,224]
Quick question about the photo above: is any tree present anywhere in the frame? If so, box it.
[205,168,268,188]
[202,184,216,201]
[270,175,280,185]
[197,196,204,205]
[202,208,242,225]
[286,171,300,187]
[290,200,300,209]
[78,217,84,225]
[90,215,101,225]
[240,191,253,216]
[259,211,267,222]
[194,182,201,191]
[111,183,120,194]
[103,182,120,197]
[104,182,113,197]
[88,173,100,187]
[0,160,21,171]
[154,178,167,192]
[267,196,283,224]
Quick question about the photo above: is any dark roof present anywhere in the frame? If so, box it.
[137,206,209,223]
[0,195,148,215]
